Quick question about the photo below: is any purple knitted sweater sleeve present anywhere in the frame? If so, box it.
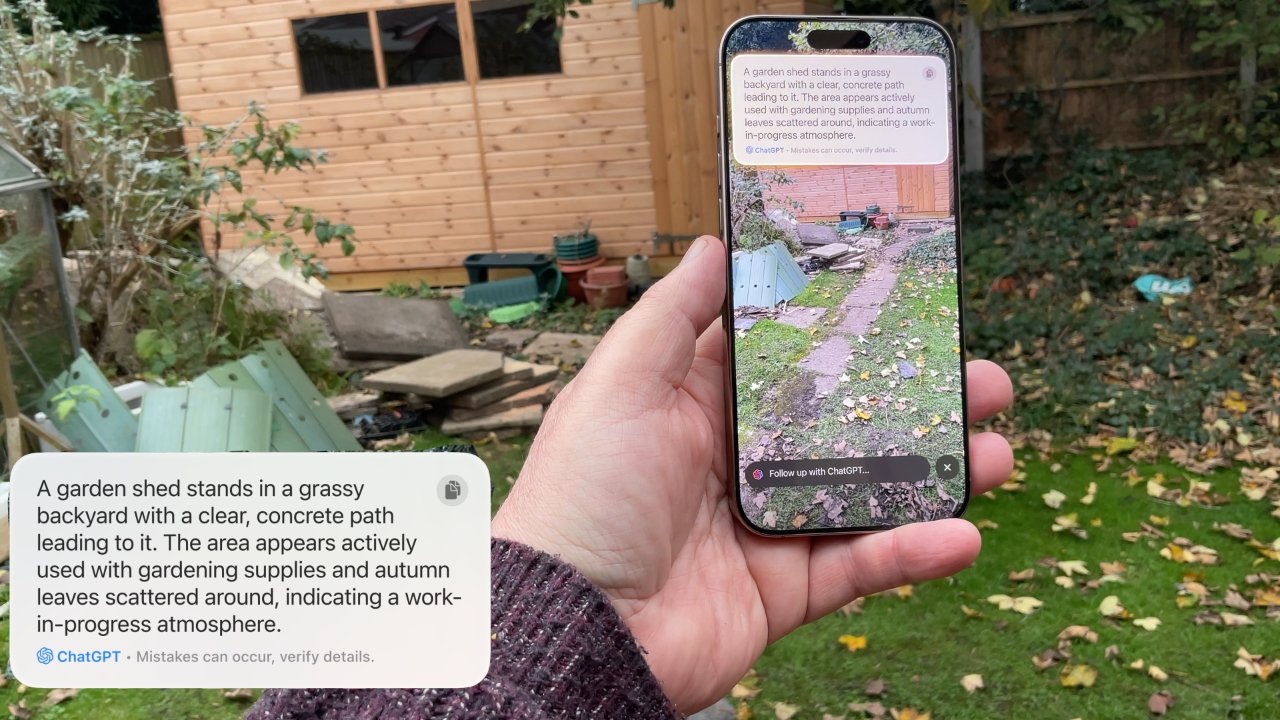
[245,539,681,719]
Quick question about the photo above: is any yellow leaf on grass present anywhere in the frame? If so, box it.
[1042,489,1067,509]
[1223,391,1248,414]
[960,674,985,693]
[1099,595,1131,619]
[1147,479,1168,498]
[1149,515,1170,526]
[975,519,999,530]
[1055,576,1076,588]
[737,702,753,720]
[838,635,868,652]
[855,408,872,421]
[891,709,930,720]
[1057,560,1090,576]
[1060,664,1098,688]
[860,370,871,381]
[1133,617,1162,631]
[896,585,913,600]
[1080,482,1098,505]
[961,604,984,619]
[1052,513,1080,532]
[987,594,1043,615]
[1106,437,1139,455]
[1235,647,1280,681]
[731,683,761,700]
[1221,612,1255,627]
[930,414,942,426]
[774,702,800,720]
[1148,665,1169,682]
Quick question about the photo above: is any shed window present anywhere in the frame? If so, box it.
[292,13,380,94]
[473,0,561,79]
[292,2,560,95]
[378,5,466,87]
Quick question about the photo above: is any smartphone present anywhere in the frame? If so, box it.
[719,16,968,536]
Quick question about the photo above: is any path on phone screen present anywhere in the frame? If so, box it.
[798,234,917,397]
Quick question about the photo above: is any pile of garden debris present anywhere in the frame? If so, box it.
[800,242,868,274]
[326,317,603,445]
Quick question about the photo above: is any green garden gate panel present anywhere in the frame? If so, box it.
[39,350,137,452]
[135,387,272,452]
[732,242,809,309]
[192,361,308,452]
[193,341,360,452]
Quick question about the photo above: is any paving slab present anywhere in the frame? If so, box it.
[441,405,543,435]
[807,243,853,260]
[447,380,561,422]
[484,329,542,353]
[448,363,560,409]
[327,391,381,420]
[323,292,467,360]
[797,223,838,247]
[774,306,826,330]
[359,350,505,398]
[523,332,602,365]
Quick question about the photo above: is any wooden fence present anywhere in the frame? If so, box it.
[978,10,1238,160]
[77,38,178,120]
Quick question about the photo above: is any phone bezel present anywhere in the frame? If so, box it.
[717,15,973,537]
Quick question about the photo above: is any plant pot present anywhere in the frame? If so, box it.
[625,254,651,286]
[581,279,628,310]
[554,232,600,262]
[558,255,606,303]
[586,265,626,286]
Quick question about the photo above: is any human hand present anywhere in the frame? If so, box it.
[492,236,1014,713]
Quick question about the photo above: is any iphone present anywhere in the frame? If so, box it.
[720,16,969,535]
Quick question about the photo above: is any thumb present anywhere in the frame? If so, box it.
[585,236,727,388]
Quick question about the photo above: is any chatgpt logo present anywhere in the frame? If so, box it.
[37,647,54,665]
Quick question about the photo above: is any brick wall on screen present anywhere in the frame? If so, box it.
[764,167,898,220]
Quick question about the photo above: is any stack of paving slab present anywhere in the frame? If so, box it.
[358,349,562,440]
[804,242,868,272]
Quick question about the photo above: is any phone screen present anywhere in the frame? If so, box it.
[721,18,968,534]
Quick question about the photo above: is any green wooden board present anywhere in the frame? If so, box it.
[135,387,272,452]
[193,363,310,452]
[256,341,362,452]
[38,350,138,452]
[193,341,359,452]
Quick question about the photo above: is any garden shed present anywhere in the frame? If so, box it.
[158,0,826,289]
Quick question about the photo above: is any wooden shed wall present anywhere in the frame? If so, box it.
[637,0,815,245]
[160,0,822,288]
[159,0,658,287]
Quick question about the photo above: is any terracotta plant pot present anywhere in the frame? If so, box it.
[558,255,606,303]
[586,265,626,286]
[580,279,628,310]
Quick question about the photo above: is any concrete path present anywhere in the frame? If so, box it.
[798,236,916,397]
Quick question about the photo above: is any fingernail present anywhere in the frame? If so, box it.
[679,237,708,267]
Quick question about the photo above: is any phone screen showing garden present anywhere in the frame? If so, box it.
[725,20,966,533]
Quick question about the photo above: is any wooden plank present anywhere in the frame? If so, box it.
[135,388,188,452]
[367,9,388,90]
[480,108,648,135]
[177,387,234,452]
[257,341,362,451]
[487,158,654,185]
[39,351,138,452]
[472,73,644,102]
[193,362,311,451]
[482,125,648,153]
[482,144,648,170]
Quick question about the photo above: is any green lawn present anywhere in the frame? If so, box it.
[0,608,255,720]
[740,453,1280,719]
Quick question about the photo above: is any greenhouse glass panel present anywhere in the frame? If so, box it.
[0,143,79,415]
